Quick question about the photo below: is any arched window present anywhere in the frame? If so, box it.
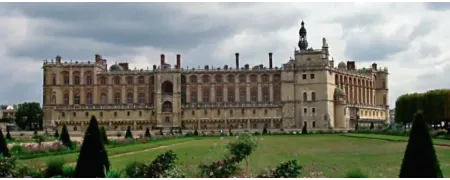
[138,76,145,84]
[127,76,133,85]
[311,92,316,101]
[74,93,80,104]
[303,92,308,101]
[162,81,173,95]
[250,74,257,83]
[85,112,89,117]
[239,86,246,102]
[202,87,209,103]
[87,93,93,105]
[84,76,91,86]
[114,92,121,104]
[52,95,56,104]
[190,90,197,103]
[100,77,106,85]
[227,74,235,83]
[273,74,281,82]
[190,75,197,84]
[216,87,222,102]
[227,86,235,102]
[273,85,281,102]
[239,74,246,83]
[114,77,120,85]
[250,86,257,102]
[127,93,133,104]
[63,93,69,105]
[52,74,57,85]
[215,74,222,83]
[101,93,107,104]
[262,86,269,102]
[202,75,210,83]
[165,117,170,123]
[63,74,69,85]
[163,101,173,112]
[74,76,80,85]
[139,92,145,104]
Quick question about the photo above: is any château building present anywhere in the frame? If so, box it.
[42,21,389,132]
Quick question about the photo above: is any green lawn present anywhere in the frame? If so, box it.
[23,134,450,178]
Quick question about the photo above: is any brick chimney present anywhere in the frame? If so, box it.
[56,55,62,63]
[176,54,181,69]
[235,53,240,69]
[269,52,273,69]
[160,54,165,65]
[153,65,157,70]
[371,63,377,70]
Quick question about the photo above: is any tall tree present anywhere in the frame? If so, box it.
[125,126,133,139]
[144,128,151,138]
[399,112,443,178]
[100,126,108,145]
[14,102,43,130]
[0,129,10,157]
[74,116,110,178]
[5,130,12,140]
[54,129,60,139]
[59,125,73,148]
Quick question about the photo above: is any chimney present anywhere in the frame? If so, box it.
[259,64,263,69]
[372,63,377,70]
[119,63,129,70]
[56,55,62,63]
[204,65,209,70]
[153,65,157,70]
[235,53,240,69]
[160,54,165,65]
[347,61,351,70]
[224,65,228,70]
[269,52,273,69]
[176,54,181,69]
[244,64,249,70]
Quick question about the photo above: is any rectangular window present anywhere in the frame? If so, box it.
[310,74,315,79]
[302,74,306,79]
[312,108,316,114]
[303,108,307,115]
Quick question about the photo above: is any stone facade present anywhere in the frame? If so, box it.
[41,22,389,132]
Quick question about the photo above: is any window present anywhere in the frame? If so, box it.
[265,109,268,115]
[303,92,308,101]
[261,74,269,82]
[52,74,57,85]
[165,117,170,123]
[215,75,222,83]
[114,92,121,104]
[100,77,106,85]
[127,93,133,104]
[262,87,269,102]
[241,109,245,115]
[100,112,103,117]
[216,88,223,102]
[217,109,221,115]
[228,87,235,102]
[303,108,307,114]
[252,109,256,114]
[310,74,315,79]
[87,93,93,105]
[162,101,172,112]
[127,76,133,84]
[139,111,142,116]
[73,127,78,131]
[127,111,130,116]
[311,92,316,101]
[192,110,195,115]
[138,76,145,84]
[139,92,145,104]
[202,75,210,83]
[114,112,117,117]
[250,74,257,82]
[191,91,197,103]
[312,121,316,128]
[204,110,208,115]
[312,108,316,114]
[114,77,120,85]
[239,74,246,83]
[383,95,387,105]
[250,88,257,102]
[239,86,246,102]
[74,94,80,104]
[273,86,281,102]
[86,76,92,86]
[62,112,65,117]
[64,75,69,85]
[190,75,197,84]
[52,95,56,104]
[302,74,306,79]
[227,74,235,83]
[73,112,76,117]
[202,88,209,103]
[85,112,89,117]
[382,79,386,89]
[101,93,107,104]
[230,110,233,115]
[74,76,80,85]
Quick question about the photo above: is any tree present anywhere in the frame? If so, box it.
[301,122,308,134]
[125,126,133,139]
[262,126,268,135]
[144,128,151,138]
[5,130,12,140]
[399,112,443,178]
[194,129,199,136]
[178,127,182,134]
[170,128,174,136]
[74,116,110,178]
[370,122,374,130]
[60,125,73,149]
[159,128,164,136]
[100,127,108,145]
[14,102,43,130]
[54,129,60,139]
[0,129,10,157]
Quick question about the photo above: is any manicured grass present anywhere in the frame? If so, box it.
[343,133,450,146]
[21,137,199,169]
[105,134,450,178]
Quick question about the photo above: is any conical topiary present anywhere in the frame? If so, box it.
[262,127,268,135]
[399,112,443,178]
[178,127,182,134]
[159,128,164,136]
[0,129,10,157]
[144,128,151,138]
[74,116,110,178]
[194,129,199,136]
[60,125,73,148]
[54,129,60,139]
[125,126,133,139]
[6,130,12,140]
[370,122,374,130]
[301,122,308,134]
[100,126,108,145]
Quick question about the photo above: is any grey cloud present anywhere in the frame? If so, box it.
[423,2,450,11]
[418,42,441,59]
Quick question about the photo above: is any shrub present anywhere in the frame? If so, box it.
[74,116,110,178]
[161,165,185,178]
[54,129,59,139]
[125,161,144,178]
[0,129,10,157]
[370,122,375,130]
[44,159,65,178]
[107,170,122,178]
[254,131,261,136]
[144,128,151,138]
[194,129,199,136]
[28,170,45,178]
[116,131,122,137]
[0,157,28,178]
[301,124,308,134]
[132,150,178,178]
[125,126,133,139]
[198,156,240,178]
[262,127,268,135]
[5,130,12,140]
[178,128,182,135]
[159,128,163,136]
[257,160,302,178]
[100,127,108,145]
[399,112,443,178]
[346,169,368,178]
[62,165,76,178]
[60,125,73,148]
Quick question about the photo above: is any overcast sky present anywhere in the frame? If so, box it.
[0,2,449,108]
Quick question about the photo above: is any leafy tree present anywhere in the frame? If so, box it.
[0,129,10,157]
[5,130,12,140]
[100,127,108,145]
[54,129,60,139]
[399,112,443,178]
[14,102,43,130]
[301,122,308,134]
[370,122,374,130]
[59,125,73,148]
[74,116,110,178]
[144,128,151,138]
[125,126,133,139]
